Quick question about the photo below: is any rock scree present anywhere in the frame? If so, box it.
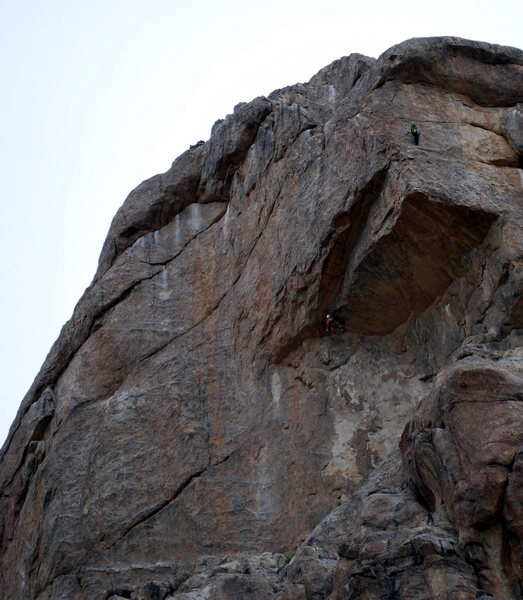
[1,36,522,600]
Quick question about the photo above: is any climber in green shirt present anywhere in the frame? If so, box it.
[410,121,420,145]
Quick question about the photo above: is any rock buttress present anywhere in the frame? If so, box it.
[1,37,522,600]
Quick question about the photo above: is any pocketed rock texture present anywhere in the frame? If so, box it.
[1,37,522,600]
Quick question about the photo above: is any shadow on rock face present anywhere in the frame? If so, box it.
[337,194,496,335]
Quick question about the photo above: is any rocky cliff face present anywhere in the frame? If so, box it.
[1,37,522,600]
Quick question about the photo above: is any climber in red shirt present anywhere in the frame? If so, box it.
[325,314,344,334]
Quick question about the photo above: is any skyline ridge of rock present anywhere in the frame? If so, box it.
[1,36,522,600]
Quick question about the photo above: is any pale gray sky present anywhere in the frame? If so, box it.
[1,0,522,447]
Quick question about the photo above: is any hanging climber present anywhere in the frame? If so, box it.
[325,314,345,334]
[410,121,420,145]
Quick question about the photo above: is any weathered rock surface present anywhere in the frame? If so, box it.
[401,359,523,599]
[1,37,522,599]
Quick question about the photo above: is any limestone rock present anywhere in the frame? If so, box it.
[1,37,522,600]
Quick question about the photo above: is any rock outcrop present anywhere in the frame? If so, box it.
[1,37,522,600]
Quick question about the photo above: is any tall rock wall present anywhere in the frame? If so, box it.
[1,37,522,600]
